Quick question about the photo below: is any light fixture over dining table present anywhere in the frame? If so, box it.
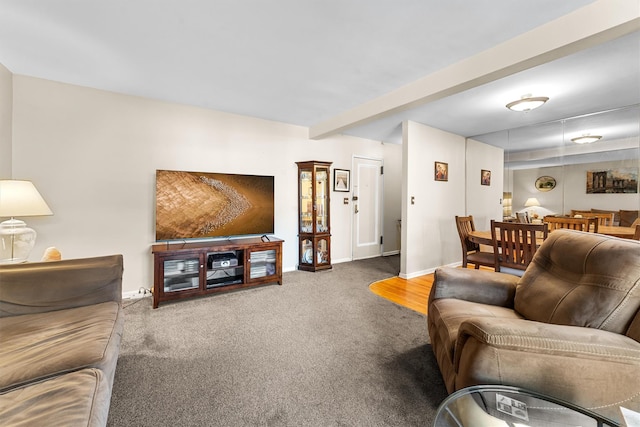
[506,94,549,112]
[571,134,602,144]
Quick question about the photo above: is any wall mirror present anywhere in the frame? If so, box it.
[473,104,640,223]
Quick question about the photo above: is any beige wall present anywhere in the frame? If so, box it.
[10,75,401,294]
[401,121,468,278]
[0,63,11,178]
[465,138,504,229]
[7,73,502,292]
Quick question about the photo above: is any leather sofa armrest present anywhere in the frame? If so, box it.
[455,317,640,371]
[0,254,123,317]
[454,317,640,421]
[429,267,518,308]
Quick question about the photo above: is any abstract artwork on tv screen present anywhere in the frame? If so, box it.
[155,170,274,241]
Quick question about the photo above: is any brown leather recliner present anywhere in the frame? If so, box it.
[427,229,640,423]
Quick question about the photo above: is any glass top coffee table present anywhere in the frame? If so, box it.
[433,385,620,427]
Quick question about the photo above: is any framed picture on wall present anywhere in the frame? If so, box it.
[333,169,350,192]
[535,175,556,192]
[586,168,638,194]
[481,169,491,186]
[435,162,448,182]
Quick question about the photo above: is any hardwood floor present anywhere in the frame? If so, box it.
[369,274,434,315]
[370,266,493,314]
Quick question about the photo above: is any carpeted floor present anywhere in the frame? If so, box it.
[107,255,448,426]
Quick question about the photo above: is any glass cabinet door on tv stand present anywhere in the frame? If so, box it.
[296,160,332,272]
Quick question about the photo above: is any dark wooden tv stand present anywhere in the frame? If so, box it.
[151,236,283,308]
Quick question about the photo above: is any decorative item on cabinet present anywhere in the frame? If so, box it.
[296,161,332,271]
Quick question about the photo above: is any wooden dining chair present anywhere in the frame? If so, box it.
[543,216,599,233]
[491,220,548,276]
[455,215,495,269]
[575,212,615,226]
[516,212,530,223]
[594,212,615,226]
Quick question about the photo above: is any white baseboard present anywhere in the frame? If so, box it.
[400,268,436,279]
[399,261,461,279]
[123,289,152,299]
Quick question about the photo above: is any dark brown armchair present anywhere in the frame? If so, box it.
[428,229,640,423]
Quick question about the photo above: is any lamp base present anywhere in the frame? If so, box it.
[0,218,37,264]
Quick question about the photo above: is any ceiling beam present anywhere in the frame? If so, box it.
[309,0,640,140]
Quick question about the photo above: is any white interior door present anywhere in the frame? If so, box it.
[352,157,383,260]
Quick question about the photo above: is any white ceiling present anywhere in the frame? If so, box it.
[1,0,638,166]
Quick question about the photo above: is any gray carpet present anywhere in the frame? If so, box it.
[107,255,448,426]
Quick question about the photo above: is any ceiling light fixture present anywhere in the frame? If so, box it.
[505,94,549,112]
[571,134,602,144]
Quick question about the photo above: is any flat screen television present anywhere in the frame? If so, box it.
[155,169,274,241]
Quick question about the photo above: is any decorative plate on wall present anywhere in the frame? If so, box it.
[535,176,556,192]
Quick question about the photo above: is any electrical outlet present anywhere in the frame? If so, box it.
[123,287,151,299]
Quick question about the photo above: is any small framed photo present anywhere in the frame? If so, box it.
[333,169,350,192]
[435,162,448,182]
[481,169,491,186]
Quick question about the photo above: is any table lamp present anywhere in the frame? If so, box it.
[524,197,541,219]
[0,180,53,264]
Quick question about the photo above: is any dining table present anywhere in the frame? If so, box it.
[469,226,636,246]
[596,225,637,239]
[467,230,495,246]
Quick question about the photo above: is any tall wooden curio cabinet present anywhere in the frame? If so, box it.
[296,161,332,271]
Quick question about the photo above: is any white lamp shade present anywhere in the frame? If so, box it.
[524,198,541,207]
[0,180,53,217]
